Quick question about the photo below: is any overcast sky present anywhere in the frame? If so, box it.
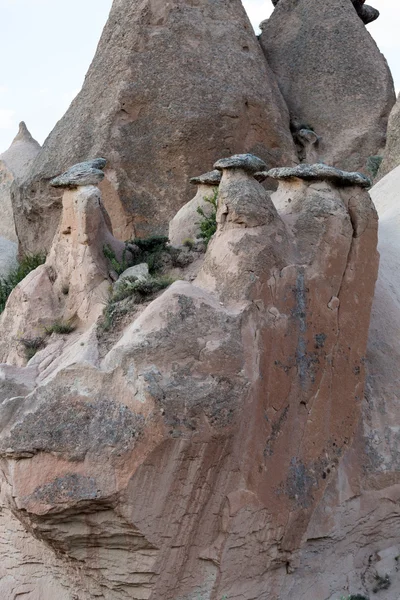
[0,0,398,153]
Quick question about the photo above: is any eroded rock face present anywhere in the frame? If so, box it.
[0,122,40,243]
[260,0,395,172]
[0,157,379,599]
[0,159,126,365]
[379,92,400,178]
[13,0,297,256]
[272,0,380,24]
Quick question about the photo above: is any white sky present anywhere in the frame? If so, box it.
[0,0,398,153]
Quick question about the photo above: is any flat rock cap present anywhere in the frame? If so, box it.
[190,170,221,186]
[50,158,107,188]
[214,154,267,174]
[267,164,372,188]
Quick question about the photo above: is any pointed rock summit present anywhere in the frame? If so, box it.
[14,0,297,255]
[0,122,40,243]
[260,0,395,172]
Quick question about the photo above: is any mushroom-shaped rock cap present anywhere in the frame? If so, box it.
[189,170,221,186]
[254,171,268,183]
[267,164,372,188]
[50,158,107,188]
[214,154,267,174]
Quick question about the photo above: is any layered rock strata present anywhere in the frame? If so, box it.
[0,122,40,244]
[260,0,395,172]
[12,0,297,256]
[0,155,379,599]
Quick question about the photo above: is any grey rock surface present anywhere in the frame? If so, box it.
[0,123,41,243]
[50,159,106,188]
[260,0,395,172]
[13,0,297,255]
[214,153,267,173]
[267,164,372,188]
[379,93,400,178]
[190,170,221,186]
[115,263,149,290]
[270,0,380,24]
[0,236,18,279]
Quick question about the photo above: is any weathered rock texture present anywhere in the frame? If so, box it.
[272,0,380,24]
[0,122,40,243]
[260,0,395,172]
[168,170,221,246]
[0,157,380,599]
[13,0,297,256]
[379,92,400,178]
[0,236,17,279]
[0,160,127,366]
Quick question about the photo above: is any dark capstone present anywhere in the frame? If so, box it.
[214,154,267,174]
[267,163,372,188]
[189,170,222,186]
[50,158,107,188]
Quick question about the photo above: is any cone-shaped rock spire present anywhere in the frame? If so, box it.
[13,0,297,255]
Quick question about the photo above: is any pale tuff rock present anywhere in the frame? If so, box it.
[169,170,221,246]
[379,92,400,178]
[115,263,149,292]
[0,122,40,243]
[0,160,127,365]
[13,0,297,256]
[260,0,395,172]
[0,155,379,598]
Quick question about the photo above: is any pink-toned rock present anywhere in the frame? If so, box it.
[0,157,379,598]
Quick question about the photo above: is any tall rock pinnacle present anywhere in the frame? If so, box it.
[13,0,297,255]
[260,0,395,172]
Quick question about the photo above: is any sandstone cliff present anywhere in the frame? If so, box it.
[12,0,297,256]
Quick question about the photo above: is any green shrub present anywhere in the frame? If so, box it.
[103,243,132,276]
[45,320,75,335]
[131,235,170,274]
[366,155,383,179]
[182,238,194,249]
[19,336,45,361]
[196,188,218,246]
[0,253,46,314]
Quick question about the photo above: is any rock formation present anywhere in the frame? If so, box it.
[379,92,400,178]
[0,154,380,598]
[168,170,221,246]
[260,0,396,172]
[272,0,380,24]
[0,159,128,365]
[0,122,40,243]
[0,236,17,279]
[12,0,298,256]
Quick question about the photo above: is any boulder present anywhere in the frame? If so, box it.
[379,92,400,178]
[13,0,297,256]
[115,263,149,291]
[259,0,396,172]
[0,122,40,243]
[168,170,221,246]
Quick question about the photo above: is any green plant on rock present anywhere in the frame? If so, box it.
[45,320,75,335]
[19,336,46,361]
[196,187,218,246]
[366,155,383,179]
[103,243,132,276]
[131,235,170,274]
[0,253,46,314]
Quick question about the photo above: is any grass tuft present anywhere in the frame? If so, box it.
[0,253,46,314]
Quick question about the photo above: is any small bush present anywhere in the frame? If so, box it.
[372,574,390,593]
[366,155,383,179]
[183,238,194,249]
[196,188,218,246]
[0,253,46,314]
[131,235,170,274]
[103,243,132,276]
[45,320,75,335]
[19,337,45,361]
